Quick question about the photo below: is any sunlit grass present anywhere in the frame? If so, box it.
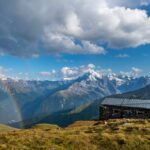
[0,119,150,150]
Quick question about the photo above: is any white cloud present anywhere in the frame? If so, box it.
[131,67,142,76]
[140,0,150,6]
[59,64,97,80]
[0,66,13,74]
[39,72,52,77]
[120,67,142,77]
[0,66,13,79]
[0,67,4,75]
[116,54,129,58]
[107,0,150,7]
[43,33,105,54]
[0,0,150,57]
[32,54,39,58]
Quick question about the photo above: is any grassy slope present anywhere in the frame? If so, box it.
[0,119,150,150]
[0,124,17,132]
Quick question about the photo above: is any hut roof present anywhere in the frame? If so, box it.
[101,98,150,109]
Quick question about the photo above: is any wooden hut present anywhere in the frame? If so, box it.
[100,98,150,120]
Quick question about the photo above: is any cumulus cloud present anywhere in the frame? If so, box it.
[1,0,150,57]
[140,0,150,6]
[120,67,142,77]
[60,64,97,80]
[107,0,150,7]
[131,67,143,76]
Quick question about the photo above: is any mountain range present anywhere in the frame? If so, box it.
[0,71,150,127]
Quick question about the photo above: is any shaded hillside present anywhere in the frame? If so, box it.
[34,100,100,127]
[11,100,100,128]
[111,84,150,99]
[41,83,150,127]
[0,79,72,123]
[1,119,150,150]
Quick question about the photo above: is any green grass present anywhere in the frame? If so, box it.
[0,119,150,150]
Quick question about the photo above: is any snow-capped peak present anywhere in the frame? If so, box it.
[87,70,103,81]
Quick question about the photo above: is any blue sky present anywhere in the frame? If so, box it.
[1,44,150,80]
[0,0,150,80]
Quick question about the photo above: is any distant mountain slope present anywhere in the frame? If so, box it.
[38,100,100,127]
[23,73,150,120]
[14,100,100,128]
[1,72,150,125]
[11,81,150,128]
[35,83,150,127]
[111,84,150,99]
[25,73,117,119]
[0,79,72,123]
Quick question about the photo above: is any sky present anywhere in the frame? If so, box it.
[0,0,150,80]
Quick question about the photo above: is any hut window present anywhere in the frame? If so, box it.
[113,109,120,113]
